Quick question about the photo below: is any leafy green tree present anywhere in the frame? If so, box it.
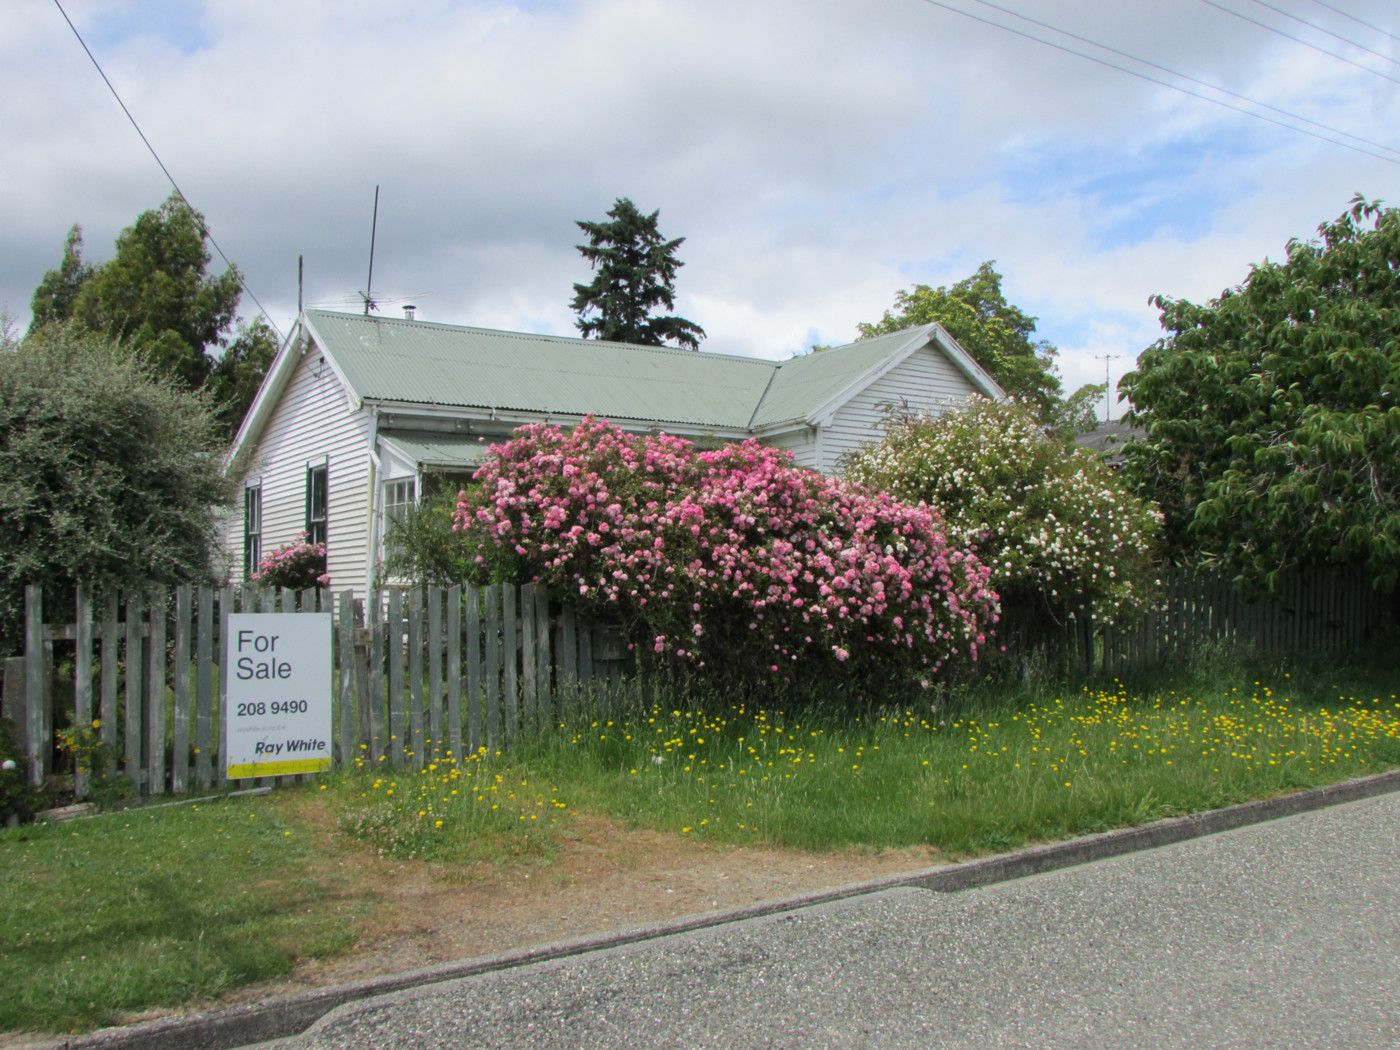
[206,318,280,437]
[1047,382,1107,441]
[570,197,706,350]
[857,262,1062,417]
[29,225,92,331]
[1120,195,1400,590]
[30,194,245,391]
[0,325,233,655]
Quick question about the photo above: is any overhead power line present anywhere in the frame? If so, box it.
[1246,0,1400,68]
[51,0,285,343]
[1307,0,1400,45]
[913,0,1400,166]
[965,0,1400,161]
[1200,0,1400,86]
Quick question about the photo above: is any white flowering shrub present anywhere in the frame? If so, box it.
[843,398,1162,630]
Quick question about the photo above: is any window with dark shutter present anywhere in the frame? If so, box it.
[243,484,262,578]
[306,464,328,546]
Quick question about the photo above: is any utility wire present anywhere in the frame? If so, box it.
[966,0,1400,160]
[1200,0,1400,86]
[1245,0,1400,68]
[913,0,1400,166]
[51,0,286,343]
[1307,0,1400,45]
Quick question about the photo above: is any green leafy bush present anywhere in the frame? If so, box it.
[0,326,233,655]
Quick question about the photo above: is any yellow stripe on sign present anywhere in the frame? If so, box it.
[227,758,332,778]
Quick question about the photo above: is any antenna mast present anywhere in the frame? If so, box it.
[1095,353,1121,423]
[362,185,380,315]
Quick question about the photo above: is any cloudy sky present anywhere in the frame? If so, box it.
[3,0,1398,410]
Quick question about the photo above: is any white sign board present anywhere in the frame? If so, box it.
[225,613,333,779]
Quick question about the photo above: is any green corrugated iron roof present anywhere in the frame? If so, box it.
[747,327,931,428]
[305,310,937,431]
[379,429,493,468]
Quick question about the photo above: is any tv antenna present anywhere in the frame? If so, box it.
[1095,353,1121,422]
[360,185,380,315]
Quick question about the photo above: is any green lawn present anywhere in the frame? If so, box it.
[0,793,363,1032]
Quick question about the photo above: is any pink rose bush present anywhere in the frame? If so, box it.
[454,417,997,692]
[251,534,330,591]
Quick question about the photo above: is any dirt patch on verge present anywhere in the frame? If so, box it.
[227,793,947,1005]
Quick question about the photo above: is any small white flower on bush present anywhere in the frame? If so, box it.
[843,397,1161,626]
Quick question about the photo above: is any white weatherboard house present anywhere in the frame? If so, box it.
[223,309,1005,596]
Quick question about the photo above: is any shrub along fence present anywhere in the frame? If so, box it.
[4,582,630,798]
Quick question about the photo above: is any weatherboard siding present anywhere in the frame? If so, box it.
[763,428,818,471]
[230,347,371,594]
[821,345,977,473]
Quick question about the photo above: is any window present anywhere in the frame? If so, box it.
[306,464,328,546]
[382,477,416,556]
[243,484,262,578]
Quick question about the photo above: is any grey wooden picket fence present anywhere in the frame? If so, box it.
[5,582,630,797]
[1031,565,1390,677]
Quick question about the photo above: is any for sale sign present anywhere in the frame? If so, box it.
[225,613,333,779]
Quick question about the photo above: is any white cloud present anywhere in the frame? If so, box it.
[2,0,1397,400]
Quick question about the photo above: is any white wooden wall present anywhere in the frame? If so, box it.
[225,347,371,594]
[820,345,977,473]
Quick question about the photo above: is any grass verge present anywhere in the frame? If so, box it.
[0,792,364,1033]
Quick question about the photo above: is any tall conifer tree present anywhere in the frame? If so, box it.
[570,198,705,350]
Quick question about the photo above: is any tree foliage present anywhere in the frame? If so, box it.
[28,194,270,436]
[857,262,1062,417]
[843,398,1161,631]
[0,326,233,655]
[570,198,706,350]
[1120,196,1400,590]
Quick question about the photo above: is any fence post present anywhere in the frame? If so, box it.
[25,586,46,787]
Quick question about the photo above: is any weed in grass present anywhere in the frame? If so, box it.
[326,745,567,866]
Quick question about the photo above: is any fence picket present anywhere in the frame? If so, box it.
[521,583,538,730]
[217,588,233,787]
[368,589,384,761]
[195,588,213,790]
[408,589,425,768]
[124,594,143,788]
[388,589,406,769]
[465,584,482,751]
[428,586,444,756]
[146,591,167,796]
[172,586,192,795]
[484,584,501,748]
[74,587,93,799]
[100,594,119,756]
[446,585,463,761]
[503,584,518,742]
[337,590,355,767]
[535,586,552,729]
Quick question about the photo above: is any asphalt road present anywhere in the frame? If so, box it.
[279,792,1400,1049]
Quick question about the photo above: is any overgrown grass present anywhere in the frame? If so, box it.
[324,746,565,865]
[507,652,1400,854]
[0,793,362,1033]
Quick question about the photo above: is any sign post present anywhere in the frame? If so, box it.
[225,612,333,779]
